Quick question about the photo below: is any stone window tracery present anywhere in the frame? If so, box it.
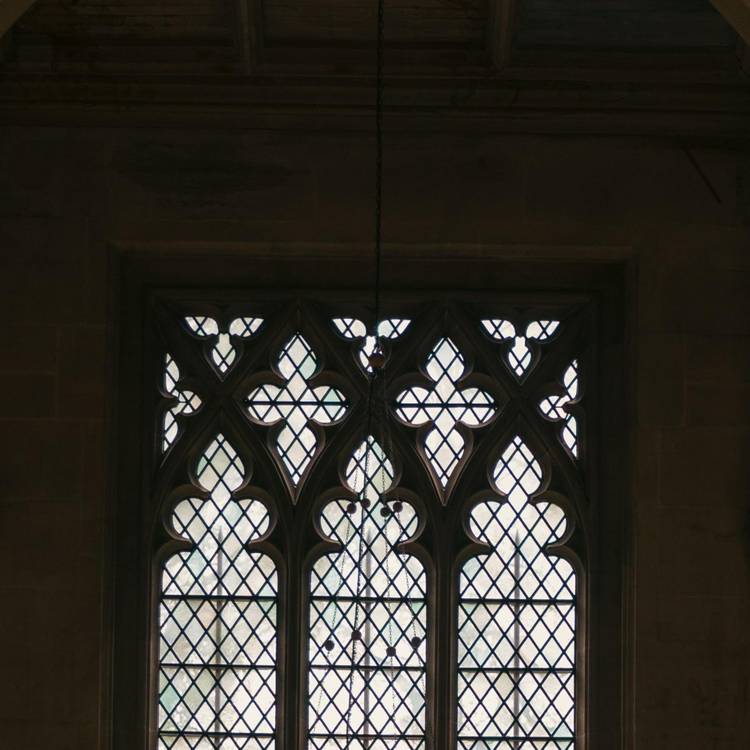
[151,296,591,750]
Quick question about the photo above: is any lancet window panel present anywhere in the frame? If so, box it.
[308,437,427,750]
[157,434,278,750]
[457,437,577,750]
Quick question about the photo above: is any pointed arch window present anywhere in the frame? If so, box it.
[308,437,427,750]
[457,437,576,749]
[124,279,624,750]
[157,434,278,750]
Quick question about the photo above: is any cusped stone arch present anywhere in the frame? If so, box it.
[156,433,280,750]
[456,434,579,750]
[307,436,428,750]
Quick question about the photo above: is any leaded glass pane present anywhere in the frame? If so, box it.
[184,316,264,377]
[332,317,411,372]
[308,437,427,750]
[457,437,575,748]
[539,361,580,459]
[395,338,495,490]
[481,320,560,379]
[246,334,348,487]
[154,298,588,750]
[162,354,202,452]
[158,434,278,750]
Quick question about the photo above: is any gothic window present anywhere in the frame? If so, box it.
[457,437,576,749]
[308,437,427,750]
[145,294,595,750]
[158,434,278,750]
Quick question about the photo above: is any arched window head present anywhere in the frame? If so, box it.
[308,437,427,750]
[458,436,576,749]
[158,434,278,750]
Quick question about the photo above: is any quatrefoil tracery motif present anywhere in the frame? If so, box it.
[245,334,348,489]
[396,338,496,494]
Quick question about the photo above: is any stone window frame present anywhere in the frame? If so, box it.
[108,245,632,750]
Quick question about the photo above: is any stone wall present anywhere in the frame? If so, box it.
[1,126,748,749]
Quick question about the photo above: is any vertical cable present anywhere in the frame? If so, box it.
[373,0,385,332]
[366,0,386,440]
[343,3,386,747]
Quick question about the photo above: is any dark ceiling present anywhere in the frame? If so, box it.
[2,0,743,76]
[0,1,748,135]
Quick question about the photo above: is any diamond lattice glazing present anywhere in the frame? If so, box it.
[245,334,348,487]
[185,316,264,376]
[538,361,580,459]
[308,438,427,750]
[457,437,575,748]
[158,434,277,750]
[395,338,495,489]
[162,354,202,452]
[481,320,560,379]
[332,318,411,372]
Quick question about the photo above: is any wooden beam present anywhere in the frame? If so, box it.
[711,0,750,45]
[487,0,516,70]
[0,0,37,38]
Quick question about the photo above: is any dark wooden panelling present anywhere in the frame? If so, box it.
[515,0,737,50]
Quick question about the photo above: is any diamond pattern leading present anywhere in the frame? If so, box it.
[185,315,264,376]
[482,319,560,379]
[332,317,411,372]
[158,434,278,750]
[162,354,202,452]
[539,360,580,459]
[308,437,427,750]
[245,334,348,487]
[395,338,496,489]
[457,436,576,747]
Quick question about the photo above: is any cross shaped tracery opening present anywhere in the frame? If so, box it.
[396,337,496,491]
[245,334,348,488]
